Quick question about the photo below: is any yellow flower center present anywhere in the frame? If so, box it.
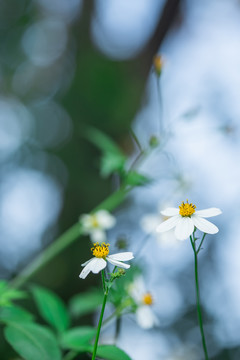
[91,242,109,258]
[179,200,196,217]
[90,215,99,228]
[142,293,153,306]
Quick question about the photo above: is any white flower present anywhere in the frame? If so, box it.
[128,276,159,329]
[156,200,222,241]
[79,242,134,279]
[80,209,116,243]
[140,205,178,247]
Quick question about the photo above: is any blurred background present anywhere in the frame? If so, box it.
[1,0,240,359]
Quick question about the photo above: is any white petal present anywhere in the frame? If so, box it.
[156,215,180,233]
[174,217,194,240]
[136,306,158,329]
[106,257,130,269]
[160,207,179,217]
[95,210,116,229]
[79,214,92,232]
[90,229,106,243]
[192,215,219,234]
[195,208,222,218]
[140,215,160,233]
[107,252,134,261]
[81,258,92,266]
[79,258,106,279]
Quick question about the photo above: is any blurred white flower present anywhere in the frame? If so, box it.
[140,204,178,247]
[79,242,134,279]
[80,209,116,242]
[128,275,159,329]
[157,200,222,241]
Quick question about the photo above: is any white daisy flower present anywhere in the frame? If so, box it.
[79,242,134,279]
[156,200,222,241]
[140,204,178,247]
[80,209,116,243]
[128,276,159,329]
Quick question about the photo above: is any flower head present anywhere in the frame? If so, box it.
[79,243,134,279]
[140,203,178,247]
[80,209,116,243]
[153,55,163,77]
[128,275,159,329]
[156,200,222,241]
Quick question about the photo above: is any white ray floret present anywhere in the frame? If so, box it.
[79,242,134,279]
[79,209,116,243]
[156,201,222,241]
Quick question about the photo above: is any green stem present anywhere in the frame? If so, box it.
[190,235,209,360]
[130,128,143,153]
[10,187,130,289]
[156,77,163,135]
[92,275,108,360]
[197,233,206,254]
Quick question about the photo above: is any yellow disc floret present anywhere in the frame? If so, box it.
[90,214,99,228]
[91,242,110,258]
[179,200,196,217]
[142,293,153,306]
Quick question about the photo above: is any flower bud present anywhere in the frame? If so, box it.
[153,55,163,77]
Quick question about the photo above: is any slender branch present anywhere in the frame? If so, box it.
[190,235,209,360]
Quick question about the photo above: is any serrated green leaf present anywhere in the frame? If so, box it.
[4,322,61,360]
[125,171,151,186]
[31,285,70,333]
[69,289,103,318]
[60,326,96,350]
[85,127,123,155]
[90,345,132,360]
[100,152,126,177]
[0,305,34,324]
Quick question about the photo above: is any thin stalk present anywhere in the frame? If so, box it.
[130,128,143,153]
[156,77,163,136]
[197,233,206,254]
[92,273,108,360]
[114,316,121,343]
[190,235,209,360]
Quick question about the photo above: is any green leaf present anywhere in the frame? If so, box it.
[125,171,151,186]
[69,289,103,318]
[100,152,126,177]
[60,326,96,350]
[0,281,27,306]
[90,345,132,360]
[4,322,61,360]
[0,305,34,324]
[31,285,70,332]
[85,127,123,155]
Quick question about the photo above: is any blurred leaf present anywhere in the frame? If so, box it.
[60,326,96,350]
[85,127,124,155]
[31,285,70,333]
[69,289,103,318]
[4,322,61,360]
[0,305,34,324]
[90,345,132,360]
[100,151,126,177]
[0,281,27,307]
[124,171,151,186]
